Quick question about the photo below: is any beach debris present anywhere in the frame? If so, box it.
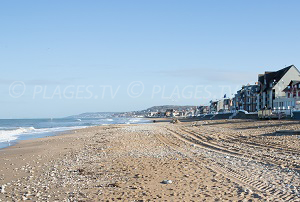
[108,182,122,188]
[0,185,5,194]
[134,174,142,178]
[161,180,172,184]
[77,168,85,174]
[170,119,180,124]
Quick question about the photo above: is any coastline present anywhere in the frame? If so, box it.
[0,126,88,150]
[0,120,299,201]
[0,117,151,150]
[0,125,93,184]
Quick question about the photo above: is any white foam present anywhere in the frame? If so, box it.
[0,127,35,142]
[127,118,150,124]
[128,118,142,123]
[0,126,87,143]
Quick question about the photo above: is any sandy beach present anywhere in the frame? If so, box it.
[0,120,299,201]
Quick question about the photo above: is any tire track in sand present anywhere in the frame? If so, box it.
[163,127,299,201]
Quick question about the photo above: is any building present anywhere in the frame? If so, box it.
[241,84,259,112]
[146,112,158,117]
[217,99,224,112]
[211,98,233,113]
[209,101,218,113]
[233,90,242,110]
[232,84,258,112]
[223,98,233,111]
[257,65,300,110]
[197,106,209,114]
[165,109,174,117]
[273,80,300,111]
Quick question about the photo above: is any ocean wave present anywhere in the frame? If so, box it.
[122,118,150,125]
[127,118,150,124]
[0,127,35,142]
[0,126,86,143]
[128,118,142,123]
[104,118,114,122]
[0,118,150,144]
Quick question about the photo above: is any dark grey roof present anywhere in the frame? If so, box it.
[283,80,300,92]
[258,65,297,92]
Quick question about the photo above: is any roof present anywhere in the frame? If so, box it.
[240,84,259,94]
[289,80,300,86]
[272,65,294,83]
[258,65,297,92]
[282,80,300,92]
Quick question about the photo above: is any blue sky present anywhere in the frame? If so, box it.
[1,0,300,118]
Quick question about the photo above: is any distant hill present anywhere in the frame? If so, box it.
[140,105,197,112]
[66,112,116,119]
[129,105,197,116]
[67,105,198,118]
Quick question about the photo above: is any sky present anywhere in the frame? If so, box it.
[1,0,300,118]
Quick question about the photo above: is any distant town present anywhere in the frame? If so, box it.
[142,65,300,120]
[70,65,300,120]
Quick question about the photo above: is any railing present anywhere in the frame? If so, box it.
[259,108,293,119]
[272,108,293,116]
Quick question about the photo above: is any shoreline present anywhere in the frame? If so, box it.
[0,123,148,184]
[0,124,115,184]
[0,126,87,151]
[0,118,152,150]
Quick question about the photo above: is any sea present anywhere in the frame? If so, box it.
[0,117,150,149]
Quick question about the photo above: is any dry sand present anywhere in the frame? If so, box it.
[0,120,299,201]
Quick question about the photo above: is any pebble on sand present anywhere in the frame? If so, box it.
[161,180,172,184]
[0,185,5,193]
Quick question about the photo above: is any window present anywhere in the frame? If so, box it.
[293,91,297,98]
[298,91,300,97]
[288,93,290,98]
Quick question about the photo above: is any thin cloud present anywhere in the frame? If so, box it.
[0,77,85,86]
[0,79,14,85]
[156,68,257,85]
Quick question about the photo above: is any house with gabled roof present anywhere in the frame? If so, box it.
[273,80,300,111]
[257,65,300,110]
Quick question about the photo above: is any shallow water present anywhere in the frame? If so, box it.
[0,117,150,149]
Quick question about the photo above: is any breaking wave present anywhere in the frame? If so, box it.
[0,126,86,143]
